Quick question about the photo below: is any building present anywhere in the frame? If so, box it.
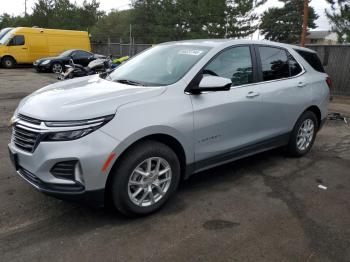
[305,30,338,45]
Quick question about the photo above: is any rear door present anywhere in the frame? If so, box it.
[8,35,29,63]
[191,45,267,168]
[254,45,312,138]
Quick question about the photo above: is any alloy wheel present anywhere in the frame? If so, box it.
[296,119,315,151]
[128,157,172,207]
[52,63,63,73]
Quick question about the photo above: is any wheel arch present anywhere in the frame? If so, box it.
[104,133,189,205]
[304,105,321,128]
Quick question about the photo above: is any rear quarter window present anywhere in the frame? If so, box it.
[294,49,325,73]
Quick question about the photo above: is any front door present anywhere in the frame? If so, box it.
[191,45,265,170]
[8,35,29,63]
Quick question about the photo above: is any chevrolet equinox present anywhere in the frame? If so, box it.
[8,40,330,216]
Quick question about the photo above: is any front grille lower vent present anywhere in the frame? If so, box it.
[50,161,78,180]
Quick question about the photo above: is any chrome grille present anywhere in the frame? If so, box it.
[18,113,41,125]
[12,115,42,153]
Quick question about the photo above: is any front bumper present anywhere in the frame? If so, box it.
[8,129,120,207]
[33,62,51,71]
[16,167,105,207]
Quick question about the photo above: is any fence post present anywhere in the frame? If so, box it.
[119,38,122,57]
[107,37,111,56]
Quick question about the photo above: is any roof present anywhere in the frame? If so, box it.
[306,30,335,39]
[160,39,316,53]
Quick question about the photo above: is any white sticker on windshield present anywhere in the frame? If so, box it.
[178,49,204,56]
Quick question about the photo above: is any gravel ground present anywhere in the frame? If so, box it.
[0,69,349,262]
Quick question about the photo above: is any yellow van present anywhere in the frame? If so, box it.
[0,27,91,68]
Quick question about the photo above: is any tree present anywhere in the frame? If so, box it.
[0,0,104,31]
[131,0,266,43]
[259,0,318,43]
[90,9,133,42]
[326,0,350,43]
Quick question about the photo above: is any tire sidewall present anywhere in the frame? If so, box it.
[111,141,181,216]
[2,57,15,68]
[289,111,318,156]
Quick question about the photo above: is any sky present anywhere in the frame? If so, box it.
[1,0,332,30]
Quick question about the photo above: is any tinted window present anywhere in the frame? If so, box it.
[288,53,303,76]
[9,35,25,46]
[204,46,253,86]
[259,46,289,81]
[294,49,325,73]
[73,50,91,59]
[59,50,74,57]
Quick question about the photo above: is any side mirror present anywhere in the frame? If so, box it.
[192,76,232,94]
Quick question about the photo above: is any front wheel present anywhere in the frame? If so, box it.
[287,111,318,157]
[2,56,16,68]
[51,62,63,73]
[110,140,180,217]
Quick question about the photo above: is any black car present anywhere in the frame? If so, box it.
[33,49,105,73]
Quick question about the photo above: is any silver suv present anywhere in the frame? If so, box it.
[8,40,330,216]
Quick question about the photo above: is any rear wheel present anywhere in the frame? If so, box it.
[110,140,180,217]
[2,56,16,68]
[287,111,318,157]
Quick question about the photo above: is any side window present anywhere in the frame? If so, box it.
[288,53,302,76]
[294,49,325,73]
[9,35,25,46]
[204,46,253,86]
[73,50,91,59]
[259,46,289,81]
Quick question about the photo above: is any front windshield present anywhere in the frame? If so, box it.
[58,50,74,57]
[0,29,15,45]
[0,28,13,41]
[109,44,211,86]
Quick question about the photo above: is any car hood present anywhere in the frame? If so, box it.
[17,75,166,121]
[36,56,60,63]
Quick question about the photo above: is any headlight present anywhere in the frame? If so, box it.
[43,115,114,141]
[41,60,51,65]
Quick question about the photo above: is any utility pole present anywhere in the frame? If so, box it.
[300,0,309,47]
[24,0,27,16]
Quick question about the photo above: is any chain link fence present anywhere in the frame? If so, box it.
[91,41,152,57]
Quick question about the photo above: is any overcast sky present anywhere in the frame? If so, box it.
[2,0,331,30]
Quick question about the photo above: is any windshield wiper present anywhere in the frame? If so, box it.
[115,79,144,86]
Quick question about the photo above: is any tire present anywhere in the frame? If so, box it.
[2,56,16,68]
[51,62,63,74]
[110,140,180,217]
[287,111,318,157]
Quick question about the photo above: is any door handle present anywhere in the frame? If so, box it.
[22,47,27,50]
[246,91,260,98]
[297,82,306,88]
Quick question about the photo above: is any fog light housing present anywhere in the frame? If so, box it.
[50,160,78,181]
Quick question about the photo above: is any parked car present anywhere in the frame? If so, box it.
[8,40,330,217]
[34,49,105,73]
[0,27,91,68]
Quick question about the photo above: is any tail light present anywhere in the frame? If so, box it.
[325,76,332,89]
